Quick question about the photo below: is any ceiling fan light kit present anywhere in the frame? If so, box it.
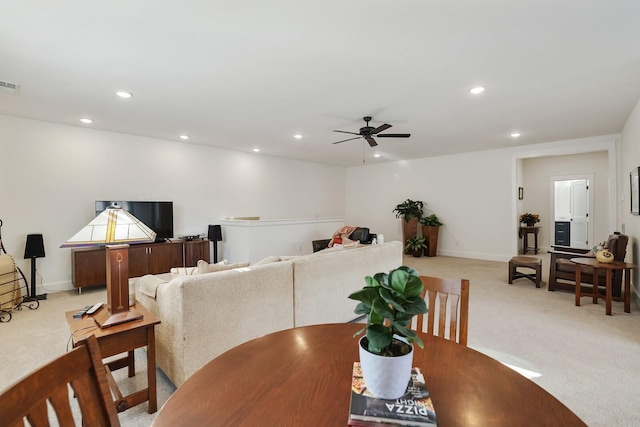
[332,116,411,147]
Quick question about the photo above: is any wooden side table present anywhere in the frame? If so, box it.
[65,303,161,413]
[570,257,635,315]
[519,226,540,254]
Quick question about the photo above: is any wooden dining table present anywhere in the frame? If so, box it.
[152,323,585,426]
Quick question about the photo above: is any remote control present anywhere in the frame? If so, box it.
[73,305,93,318]
[86,302,104,315]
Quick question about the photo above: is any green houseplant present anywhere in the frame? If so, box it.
[519,213,540,227]
[405,236,427,257]
[348,266,428,399]
[393,199,424,221]
[420,214,443,257]
[393,199,424,254]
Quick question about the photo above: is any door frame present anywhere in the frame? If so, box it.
[510,134,619,256]
[549,174,594,248]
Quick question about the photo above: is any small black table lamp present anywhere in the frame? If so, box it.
[24,234,46,300]
[208,225,222,263]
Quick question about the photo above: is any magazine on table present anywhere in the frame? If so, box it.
[348,362,437,426]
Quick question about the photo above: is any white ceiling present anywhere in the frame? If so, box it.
[1,1,639,167]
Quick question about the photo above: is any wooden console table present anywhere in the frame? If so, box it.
[65,304,160,413]
[519,226,540,254]
[71,240,209,291]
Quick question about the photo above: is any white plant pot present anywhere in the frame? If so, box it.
[358,335,414,399]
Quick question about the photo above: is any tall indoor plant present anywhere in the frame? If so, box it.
[393,199,424,254]
[420,214,443,257]
[348,266,428,399]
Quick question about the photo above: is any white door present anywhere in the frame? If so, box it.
[570,180,589,248]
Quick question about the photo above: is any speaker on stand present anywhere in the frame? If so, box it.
[24,234,47,300]
[208,225,222,263]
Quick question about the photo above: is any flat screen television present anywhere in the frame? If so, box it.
[95,201,174,242]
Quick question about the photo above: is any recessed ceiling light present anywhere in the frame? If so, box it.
[180,135,189,140]
[294,134,303,139]
[116,91,132,98]
[253,148,260,152]
[469,86,485,94]
[80,118,93,124]
[374,153,381,158]
[511,132,521,138]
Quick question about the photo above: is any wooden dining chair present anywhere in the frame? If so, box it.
[413,276,470,346]
[0,334,120,427]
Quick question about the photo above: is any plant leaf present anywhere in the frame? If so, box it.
[366,324,392,354]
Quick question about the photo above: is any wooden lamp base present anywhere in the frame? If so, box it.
[95,244,143,328]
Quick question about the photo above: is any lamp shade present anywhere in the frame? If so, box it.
[60,205,156,248]
[24,234,45,259]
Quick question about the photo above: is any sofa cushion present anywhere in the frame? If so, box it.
[556,258,607,278]
[197,259,250,274]
[253,256,281,265]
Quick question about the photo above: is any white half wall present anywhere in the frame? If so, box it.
[1,114,345,292]
[219,217,344,263]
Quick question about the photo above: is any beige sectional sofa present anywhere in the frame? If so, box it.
[135,240,403,387]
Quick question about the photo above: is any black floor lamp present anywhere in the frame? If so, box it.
[24,234,46,300]
[208,225,222,263]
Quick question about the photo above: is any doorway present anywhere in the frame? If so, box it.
[551,174,594,249]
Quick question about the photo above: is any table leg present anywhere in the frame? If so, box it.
[522,233,528,254]
[625,269,631,313]
[128,350,135,377]
[605,269,613,316]
[147,326,157,413]
[575,265,582,306]
[592,267,599,305]
[534,231,538,254]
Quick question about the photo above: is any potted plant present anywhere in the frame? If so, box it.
[393,199,424,254]
[348,266,428,399]
[519,213,540,227]
[405,237,427,257]
[420,214,443,257]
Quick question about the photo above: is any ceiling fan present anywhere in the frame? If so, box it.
[332,116,411,147]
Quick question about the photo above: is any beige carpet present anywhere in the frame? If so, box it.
[2,254,640,426]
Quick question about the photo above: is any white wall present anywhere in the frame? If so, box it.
[345,135,619,262]
[621,97,640,296]
[521,151,609,250]
[1,114,345,292]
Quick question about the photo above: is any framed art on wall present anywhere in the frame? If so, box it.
[631,167,639,215]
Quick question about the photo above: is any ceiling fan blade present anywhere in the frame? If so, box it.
[376,133,411,138]
[333,136,363,144]
[371,123,392,134]
[365,136,378,147]
[333,130,361,135]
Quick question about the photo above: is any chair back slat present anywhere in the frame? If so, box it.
[416,276,470,346]
[0,335,120,427]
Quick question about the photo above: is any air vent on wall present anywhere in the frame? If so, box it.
[0,80,20,94]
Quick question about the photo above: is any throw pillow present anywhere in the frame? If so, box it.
[170,266,199,279]
[253,256,281,265]
[197,260,250,274]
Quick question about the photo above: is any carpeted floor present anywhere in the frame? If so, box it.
[2,254,640,426]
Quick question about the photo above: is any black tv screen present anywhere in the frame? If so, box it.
[95,201,174,242]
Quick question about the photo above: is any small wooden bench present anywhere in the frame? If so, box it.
[509,256,542,288]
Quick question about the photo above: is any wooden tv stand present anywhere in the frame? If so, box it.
[71,240,210,291]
